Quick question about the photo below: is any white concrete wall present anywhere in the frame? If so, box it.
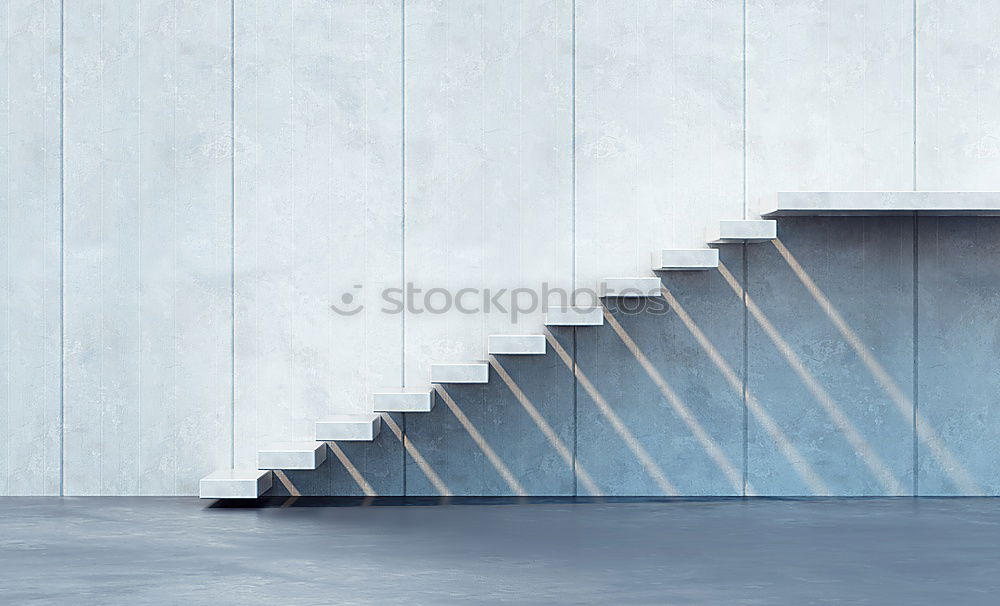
[1,0,61,495]
[2,0,999,494]
[62,0,233,495]
[232,0,403,472]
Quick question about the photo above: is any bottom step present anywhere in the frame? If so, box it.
[199,469,272,499]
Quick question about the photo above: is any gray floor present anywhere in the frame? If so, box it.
[1,497,998,605]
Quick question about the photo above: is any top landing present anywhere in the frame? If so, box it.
[762,192,1000,217]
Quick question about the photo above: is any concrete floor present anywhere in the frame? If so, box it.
[1,498,998,605]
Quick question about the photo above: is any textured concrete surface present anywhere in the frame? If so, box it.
[405,348,576,497]
[8,1,1000,496]
[266,414,404,498]
[575,0,743,279]
[917,218,1000,495]
[403,0,574,390]
[746,0,915,213]
[0,0,62,496]
[918,1,1000,190]
[747,218,915,495]
[233,0,403,482]
[62,0,233,496]
[575,247,746,496]
[3,497,1000,605]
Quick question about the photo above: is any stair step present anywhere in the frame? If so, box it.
[653,248,719,270]
[544,306,605,326]
[315,414,382,441]
[199,469,272,499]
[707,220,777,243]
[373,389,435,412]
[763,191,1000,217]
[601,277,662,298]
[488,334,547,355]
[431,363,489,384]
[257,442,327,470]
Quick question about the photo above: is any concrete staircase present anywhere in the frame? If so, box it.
[200,191,1000,499]
[200,217,773,498]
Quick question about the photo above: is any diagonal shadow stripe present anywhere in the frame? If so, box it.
[771,238,982,495]
[545,331,678,495]
[380,413,452,497]
[659,284,829,495]
[718,261,907,496]
[327,442,377,496]
[436,386,527,496]
[603,309,744,494]
[489,357,602,496]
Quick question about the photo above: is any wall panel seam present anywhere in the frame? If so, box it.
[912,0,917,191]
[401,0,407,494]
[59,0,66,497]
[912,0,919,497]
[401,0,407,391]
[230,0,236,470]
[572,328,578,497]
[571,0,576,293]
[742,0,747,220]
[742,244,749,497]
[912,217,919,495]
